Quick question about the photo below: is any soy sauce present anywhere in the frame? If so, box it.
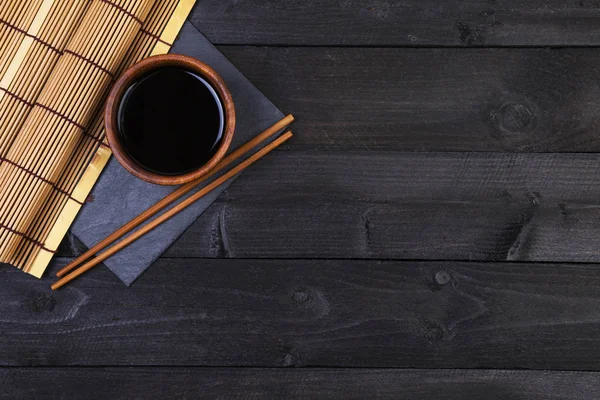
[117,67,224,176]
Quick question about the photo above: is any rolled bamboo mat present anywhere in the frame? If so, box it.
[0,0,196,277]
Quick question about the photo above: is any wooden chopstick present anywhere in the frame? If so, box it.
[51,131,293,290]
[56,114,295,278]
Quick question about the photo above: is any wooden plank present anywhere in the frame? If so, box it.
[213,46,600,152]
[4,257,600,369]
[165,151,600,263]
[3,368,600,399]
[191,0,600,46]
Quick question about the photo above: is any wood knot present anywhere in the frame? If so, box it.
[559,203,568,216]
[497,103,537,135]
[30,293,56,313]
[479,9,495,17]
[292,287,310,303]
[290,286,330,319]
[455,21,486,45]
[434,271,451,286]
[425,325,444,343]
[281,348,301,367]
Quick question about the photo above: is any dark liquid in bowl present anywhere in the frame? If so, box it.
[117,67,224,176]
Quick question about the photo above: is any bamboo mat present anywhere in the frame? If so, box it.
[0,0,196,278]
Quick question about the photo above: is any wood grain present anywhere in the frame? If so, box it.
[159,151,600,263]
[191,0,600,46]
[8,1,600,395]
[3,368,600,399]
[212,46,600,152]
[5,257,600,369]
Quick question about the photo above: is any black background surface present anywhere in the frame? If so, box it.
[5,1,600,398]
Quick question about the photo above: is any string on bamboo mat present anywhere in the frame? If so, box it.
[0,0,196,277]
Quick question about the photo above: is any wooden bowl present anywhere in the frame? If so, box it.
[105,54,235,185]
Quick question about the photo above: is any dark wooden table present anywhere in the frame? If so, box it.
[4,1,600,398]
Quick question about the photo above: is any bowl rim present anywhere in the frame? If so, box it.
[105,54,236,185]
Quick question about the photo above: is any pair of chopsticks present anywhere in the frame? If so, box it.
[51,114,295,290]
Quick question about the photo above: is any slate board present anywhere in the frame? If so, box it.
[70,22,285,285]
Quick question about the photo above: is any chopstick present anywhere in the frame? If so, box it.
[51,131,293,290]
[56,114,294,279]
